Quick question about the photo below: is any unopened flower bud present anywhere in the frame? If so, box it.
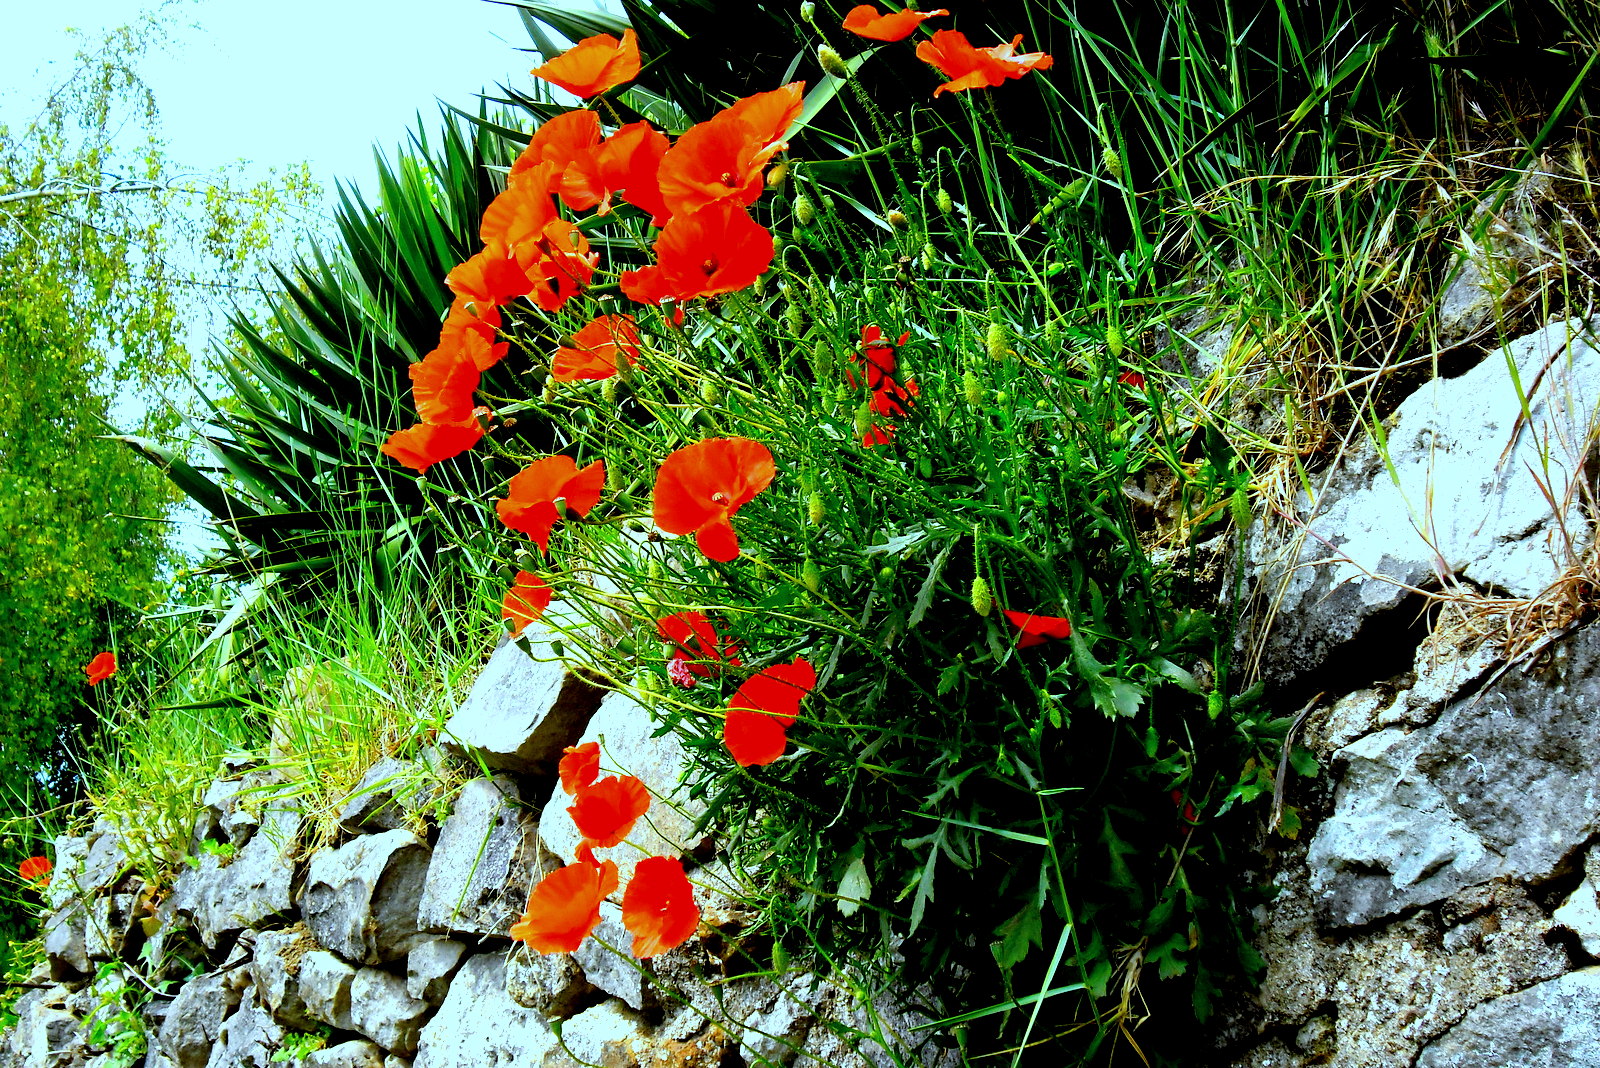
[799,0,816,23]
[818,45,850,80]
[701,379,722,406]
[786,302,805,334]
[1106,324,1125,358]
[963,369,983,406]
[922,243,936,271]
[794,194,815,226]
[603,377,622,405]
[986,320,1009,361]
[971,576,993,617]
[886,209,909,228]
[854,398,874,439]
[766,162,789,188]
[878,566,894,585]
[1103,147,1123,181]
[808,491,825,525]
[802,559,822,593]
[648,559,666,583]
[935,188,953,214]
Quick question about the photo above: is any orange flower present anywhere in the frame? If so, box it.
[19,856,51,887]
[559,742,601,796]
[594,121,672,225]
[652,437,775,561]
[84,651,117,686]
[915,29,1053,96]
[551,315,641,382]
[621,856,701,958]
[446,242,538,308]
[842,5,949,41]
[724,657,815,767]
[568,774,651,849]
[481,161,560,252]
[620,202,775,306]
[408,346,480,424]
[510,858,619,954]
[496,456,606,552]
[381,415,488,473]
[511,110,604,202]
[502,571,553,636]
[519,220,599,314]
[529,29,642,100]
[1001,609,1073,648]
[436,300,506,370]
[657,84,803,218]
[656,611,742,687]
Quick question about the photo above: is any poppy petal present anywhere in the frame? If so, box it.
[621,856,701,958]
[724,706,790,767]
[509,858,619,954]
[528,29,641,99]
[559,742,601,796]
[568,775,652,849]
[502,572,553,636]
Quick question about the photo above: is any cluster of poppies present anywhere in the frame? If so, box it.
[840,5,1052,97]
[849,326,920,447]
[509,742,699,958]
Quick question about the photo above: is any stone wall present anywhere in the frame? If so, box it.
[2,634,954,1068]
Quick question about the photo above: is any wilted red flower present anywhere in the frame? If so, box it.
[497,456,606,553]
[408,346,480,425]
[657,611,742,687]
[560,743,601,796]
[510,857,619,954]
[529,29,642,100]
[915,29,1053,96]
[620,202,775,306]
[84,652,117,686]
[568,774,652,849]
[657,84,804,219]
[381,414,488,473]
[724,657,816,767]
[621,856,701,958]
[19,856,51,887]
[551,315,641,382]
[502,571,554,636]
[652,437,776,561]
[1001,609,1073,648]
[842,5,949,41]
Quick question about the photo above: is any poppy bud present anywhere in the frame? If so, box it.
[1103,147,1123,181]
[811,340,833,381]
[878,566,894,585]
[995,390,1010,406]
[1107,325,1125,358]
[638,672,660,694]
[786,302,805,334]
[794,194,815,226]
[818,45,851,80]
[854,399,874,439]
[1231,485,1253,530]
[603,378,622,405]
[936,188,953,214]
[822,195,835,211]
[912,134,923,155]
[963,370,983,406]
[1044,318,1060,346]
[971,576,993,618]
[753,272,768,297]
[922,243,936,271]
[834,384,851,408]
[648,560,666,583]
[986,320,1009,362]
[886,209,909,229]
[799,1,815,23]
[767,162,789,188]
[808,491,825,525]
[802,560,822,593]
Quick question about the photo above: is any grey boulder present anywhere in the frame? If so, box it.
[301,829,431,964]
[418,776,540,937]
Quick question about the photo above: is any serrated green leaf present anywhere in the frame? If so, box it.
[835,854,871,917]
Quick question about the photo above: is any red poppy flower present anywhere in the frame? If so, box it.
[560,742,601,796]
[19,856,52,886]
[408,346,480,425]
[529,29,641,100]
[511,110,604,203]
[594,121,672,224]
[436,300,506,370]
[1001,609,1073,648]
[501,571,553,636]
[568,774,652,849]
[447,242,538,308]
[848,325,909,391]
[652,437,776,561]
[497,456,606,552]
[724,657,816,767]
[861,423,896,448]
[916,30,1053,96]
[870,375,920,419]
[84,651,117,686]
[481,161,560,253]
[842,5,949,41]
[1117,370,1146,388]
[551,315,641,382]
[656,611,742,687]
[510,857,619,954]
[657,84,803,219]
[621,202,776,307]
[381,416,488,473]
[621,856,701,958]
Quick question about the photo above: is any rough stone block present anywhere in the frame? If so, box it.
[338,757,414,834]
[350,967,431,1057]
[159,971,243,1068]
[1417,967,1600,1066]
[413,953,557,1068]
[406,938,467,1006]
[299,950,357,1031]
[204,1000,285,1068]
[251,928,319,1029]
[172,799,301,948]
[304,1041,386,1068]
[419,777,540,937]
[573,904,648,1011]
[544,1000,648,1068]
[505,947,590,1017]
[301,829,431,964]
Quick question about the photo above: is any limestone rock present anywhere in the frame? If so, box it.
[545,1000,648,1068]
[298,950,357,1031]
[45,835,88,912]
[172,797,301,948]
[505,947,590,1017]
[204,1001,285,1068]
[440,631,605,775]
[42,901,89,979]
[418,777,540,937]
[350,967,431,1056]
[1307,622,1600,927]
[79,818,130,897]
[573,904,649,1011]
[1556,877,1600,957]
[338,757,414,834]
[413,952,557,1067]
[539,692,709,885]
[1438,170,1555,344]
[252,928,319,1029]
[406,938,467,1006]
[1416,967,1600,1066]
[159,971,244,1068]
[305,1041,386,1068]
[1246,317,1600,683]
[83,892,137,961]
[301,829,431,964]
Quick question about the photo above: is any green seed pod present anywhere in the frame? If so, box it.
[1103,147,1123,181]
[802,560,822,593]
[854,398,874,439]
[986,319,1009,361]
[808,491,825,525]
[911,134,923,155]
[772,940,790,972]
[786,301,805,334]
[811,339,833,380]
[752,272,768,297]
[818,45,851,80]
[834,383,851,408]
[766,162,789,188]
[1231,485,1253,530]
[638,672,660,695]
[648,559,666,584]
[794,194,815,226]
[878,566,895,585]
[822,194,835,211]
[886,209,909,229]
[971,575,993,618]
[701,379,722,406]
[602,377,622,405]
[921,243,936,271]
[1106,324,1125,358]
[963,370,983,406]
[936,188,953,214]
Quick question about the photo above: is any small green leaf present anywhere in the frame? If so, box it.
[835,854,872,917]
[1289,745,1320,778]
[992,901,1043,969]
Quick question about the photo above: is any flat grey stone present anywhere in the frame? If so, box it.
[338,757,414,834]
[543,1000,647,1068]
[505,947,590,1017]
[413,953,557,1068]
[301,829,431,964]
[573,904,648,1011]
[406,938,467,1006]
[42,901,89,979]
[172,798,301,948]
[159,971,243,1068]
[204,1001,285,1068]
[298,950,357,1031]
[440,632,605,775]
[350,967,431,1057]
[1418,968,1600,1066]
[418,777,540,937]
[251,928,319,1029]
[304,1041,386,1068]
